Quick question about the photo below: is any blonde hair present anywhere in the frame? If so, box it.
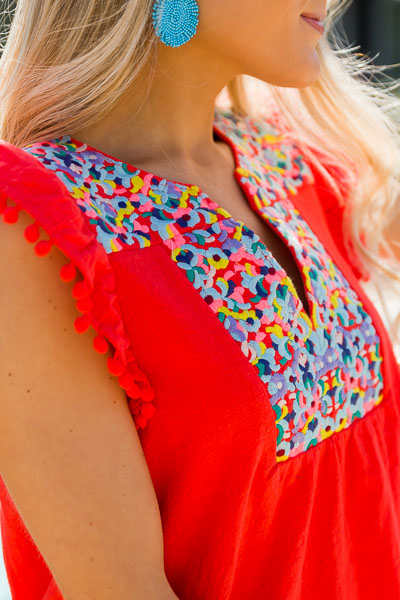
[0,0,399,349]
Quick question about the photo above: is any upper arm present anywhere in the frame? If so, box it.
[0,209,177,600]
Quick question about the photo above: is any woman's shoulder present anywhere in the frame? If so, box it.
[0,137,91,241]
[0,137,156,431]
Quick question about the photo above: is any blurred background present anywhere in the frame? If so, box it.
[0,0,399,598]
[341,0,400,80]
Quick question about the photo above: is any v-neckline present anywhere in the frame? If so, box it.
[65,108,314,325]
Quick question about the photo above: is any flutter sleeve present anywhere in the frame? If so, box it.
[0,140,156,430]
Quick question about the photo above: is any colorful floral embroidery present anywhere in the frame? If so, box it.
[23,106,384,462]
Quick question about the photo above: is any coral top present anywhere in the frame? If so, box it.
[1,107,400,600]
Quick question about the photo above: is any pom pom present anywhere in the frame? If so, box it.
[140,384,155,403]
[24,222,40,243]
[60,262,77,282]
[118,371,135,390]
[107,357,125,377]
[34,239,53,256]
[74,314,91,334]
[72,280,90,299]
[140,402,156,419]
[134,414,148,429]
[3,205,19,224]
[76,296,93,313]
[126,381,142,399]
[93,335,109,354]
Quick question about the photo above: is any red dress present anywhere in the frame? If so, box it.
[1,107,400,599]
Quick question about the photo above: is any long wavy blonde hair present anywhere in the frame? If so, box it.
[0,0,399,349]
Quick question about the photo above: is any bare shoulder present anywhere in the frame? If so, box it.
[0,209,177,599]
[0,206,125,431]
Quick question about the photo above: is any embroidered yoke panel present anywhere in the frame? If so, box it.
[22,108,384,462]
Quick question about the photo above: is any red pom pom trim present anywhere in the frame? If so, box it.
[74,314,91,334]
[140,384,155,403]
[107,357,125,377]
[3,205,20,224]
[118,371,135,390]
[126,381,142,398]
[0,188,155,431]
[72,280,90,299]
[35,239,53,256]
[93,335,109,354]
[76,296,93,313]
[140,402,156,419]
[24,222,40,243]
[59,261,77,282]
[134,414,148,429]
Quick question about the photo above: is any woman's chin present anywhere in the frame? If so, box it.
[246,50,321,88]
[281,56,321,88]
[257,68,321,90]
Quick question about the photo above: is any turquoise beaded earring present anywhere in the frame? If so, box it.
[152,0,200,48]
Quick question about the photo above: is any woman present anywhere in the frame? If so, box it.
[0,0,399,598]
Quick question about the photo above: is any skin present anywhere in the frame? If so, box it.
[1,209,180,599]
[1,5,396,598]
[70,1,329,315]
[70,0,328,185]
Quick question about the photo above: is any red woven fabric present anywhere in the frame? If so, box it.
[1,134,400,600]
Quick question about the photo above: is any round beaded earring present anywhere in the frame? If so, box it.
[152,0,200,48]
